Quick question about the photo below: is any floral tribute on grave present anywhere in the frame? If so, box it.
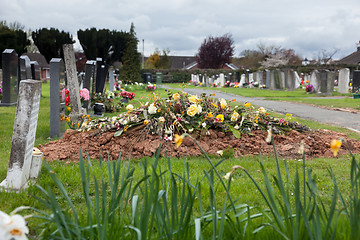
[79,91,310,140]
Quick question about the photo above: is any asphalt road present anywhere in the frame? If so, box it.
[161,86,360,133]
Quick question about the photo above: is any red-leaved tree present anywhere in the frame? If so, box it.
[196,33,235,69]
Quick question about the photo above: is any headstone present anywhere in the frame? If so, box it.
[285,69,295,91]
[109,68,115,91]
[0,79,42,190]
[270,70,278,90]
[19,56,32,80]
[205,74,209,87]
[352,70,360,93]
[30,61,40,80]
[279,71,285,89]
[294,71,301,88]
[310,70,320,92]
[255,71,263,85]
[219,74,225,86]
[235,72,240,82]
[62,44,84,118]
[49,58,66,138]
[265,70,271,89]
[338,68,350,94]
[239,74,246,87]
[319,70,334,95]
[1,49,18,106]
[78,72,84,89]
[84,60,96,108]
[95,60,108,94]
[327,71,335,94]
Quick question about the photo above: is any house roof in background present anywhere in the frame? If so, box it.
[168,56,196,69]
[337,50,360,65]
[22,53,49,68]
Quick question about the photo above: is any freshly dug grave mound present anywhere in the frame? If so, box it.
[39,127,360,162]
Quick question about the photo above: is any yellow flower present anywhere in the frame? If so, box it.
[173,92,181,101]
[231,111,239,121]
[285,113,293,121]
[124,126,128,132]
[65,117,71,122]
[244,102,251,108]
[144,120,149,125]
[67,107,71,111]
[187,104,198,117]
[174,134,184,147]
[216,114,224,122]
[220,98,227,109]
[330,139,342,157]
[77,123,80,127]
[211,103,218,108]
[188,95,199,104]
[208,112,213,118]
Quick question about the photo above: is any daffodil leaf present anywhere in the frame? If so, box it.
[229,125,241,139]
[114,129,124,137]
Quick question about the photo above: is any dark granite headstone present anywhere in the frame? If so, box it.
[95,58,103,93]
[0,79,42,190]
[265,70,270,89]
[352,70,360,93]
[19,55,32,80]
[1,49,18,106]
[30,61,40,80]
[319,70,329,94]
[84,60,96,109]
[49,58,66,138]
[273,70,281,89]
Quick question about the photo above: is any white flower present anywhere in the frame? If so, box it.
[234,124,239,130]
[189,128,194,133]
[0,211,29,240]
[158,117,165,123]
[148,103,157,114]
[217,150,223,156]
[223,172,231,180]
[196,104,202,114]
[258,107,266,114]
[126,104,134,112]
[202,122,207,128]
[266,129,272,143]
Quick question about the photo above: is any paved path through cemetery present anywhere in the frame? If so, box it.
[161,86,360,133]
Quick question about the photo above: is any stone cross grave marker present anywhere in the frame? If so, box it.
[353,70,360,93]
[1,49,18,106]
[0,79,42,191]
[62,44,83,118]
[50,58,66,138]
[338,68,350,94]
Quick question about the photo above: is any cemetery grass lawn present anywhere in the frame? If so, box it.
[0,82,359,237]
[164,83,360,110]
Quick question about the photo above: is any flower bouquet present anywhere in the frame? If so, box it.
[354,89,360,99]
[146,83,156,91]
[305,84,314,93]
[120,90,135,103]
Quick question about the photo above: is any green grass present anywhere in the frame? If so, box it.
[0,82,359,239]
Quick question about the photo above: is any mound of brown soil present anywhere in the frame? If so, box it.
[38,128,360,162]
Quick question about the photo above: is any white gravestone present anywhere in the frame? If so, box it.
[0,80,42,191]
[338,68,350,94]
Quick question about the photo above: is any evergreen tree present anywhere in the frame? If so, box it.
[119,23,141,82]
[0,21,29,68]
[32,28,74,63]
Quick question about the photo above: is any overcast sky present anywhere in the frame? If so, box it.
[1,0,360,60]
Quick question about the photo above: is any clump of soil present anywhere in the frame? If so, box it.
[38,128,360,162]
